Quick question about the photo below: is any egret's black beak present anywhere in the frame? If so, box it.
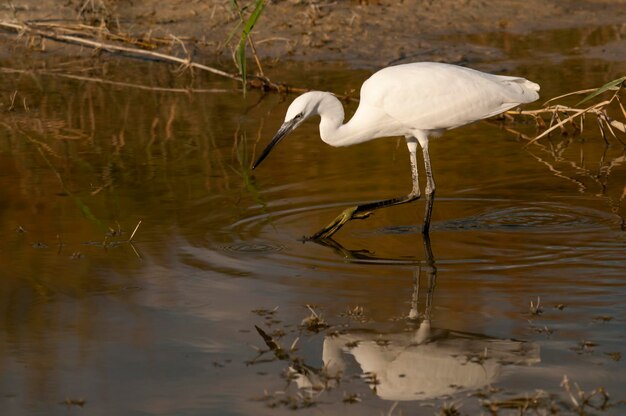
[252,118,299,170]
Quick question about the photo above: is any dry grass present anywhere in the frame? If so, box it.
[509,77,626,147]
[300,305,330,332]
[0,19,359,100]
[561,375,611,414]
[529,297,543,316]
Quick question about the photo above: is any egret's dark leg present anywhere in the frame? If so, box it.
[422,232,437,317]
[421,140,436,235]
[307,141,422,241]
[408,232,437,319]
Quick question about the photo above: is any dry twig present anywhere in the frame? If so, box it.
[508,78,626,147]
[0,20,358,101]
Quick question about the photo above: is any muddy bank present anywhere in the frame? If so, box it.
[3,0,626,69]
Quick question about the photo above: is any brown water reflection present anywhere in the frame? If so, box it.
[297,280,539,403]
[261,236,541,404]
[1,26,626,415]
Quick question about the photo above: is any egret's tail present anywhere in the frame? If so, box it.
[520,79,540,102]
[503,77,540,103]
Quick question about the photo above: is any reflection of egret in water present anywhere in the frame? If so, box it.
[258,235,540,402]
[322,275,540,400]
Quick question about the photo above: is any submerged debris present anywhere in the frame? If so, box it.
[592,315,614,323]
[252,390,317,410]
[571,340,598,354]
[529,297,543,316]
[300,305,329,332]
[481,390,556,414]
[251,306,279,317]
[339,305,367,322]
[60,398,86,408]
[253,325,289,361]
[438,401,463,416]
[342,392,361,404]
[561,375,613,414]
[529,323,554,336]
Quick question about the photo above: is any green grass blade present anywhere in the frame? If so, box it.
[577,76,626,106]
[242,0,265,37]
[235,0,266,96]
[236,37,247,94]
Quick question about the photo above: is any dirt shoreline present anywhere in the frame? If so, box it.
[2,1,626,71]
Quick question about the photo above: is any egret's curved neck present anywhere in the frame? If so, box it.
[316,93,373,147]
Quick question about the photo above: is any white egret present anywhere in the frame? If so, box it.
[253,62,540,239]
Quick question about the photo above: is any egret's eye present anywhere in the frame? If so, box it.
[295,112,304,120]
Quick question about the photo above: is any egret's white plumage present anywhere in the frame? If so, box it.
[254,62,540,239]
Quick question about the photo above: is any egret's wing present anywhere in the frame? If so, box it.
[361,63,539,131]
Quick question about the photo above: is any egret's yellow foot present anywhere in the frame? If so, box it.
[308,206,373,240]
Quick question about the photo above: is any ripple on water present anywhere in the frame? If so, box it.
[220,241,284,254]
[222,198,625,271]
[229,201,350,234]
[438,202,618,233]
[378,225,420,235]
[228,199,621,247]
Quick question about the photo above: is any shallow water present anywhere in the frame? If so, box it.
[1,25,626,415]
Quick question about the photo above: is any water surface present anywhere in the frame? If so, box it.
[1,25,626,415]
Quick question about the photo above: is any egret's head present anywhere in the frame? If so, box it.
[284,91,324,122]
[252,92,325,169]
